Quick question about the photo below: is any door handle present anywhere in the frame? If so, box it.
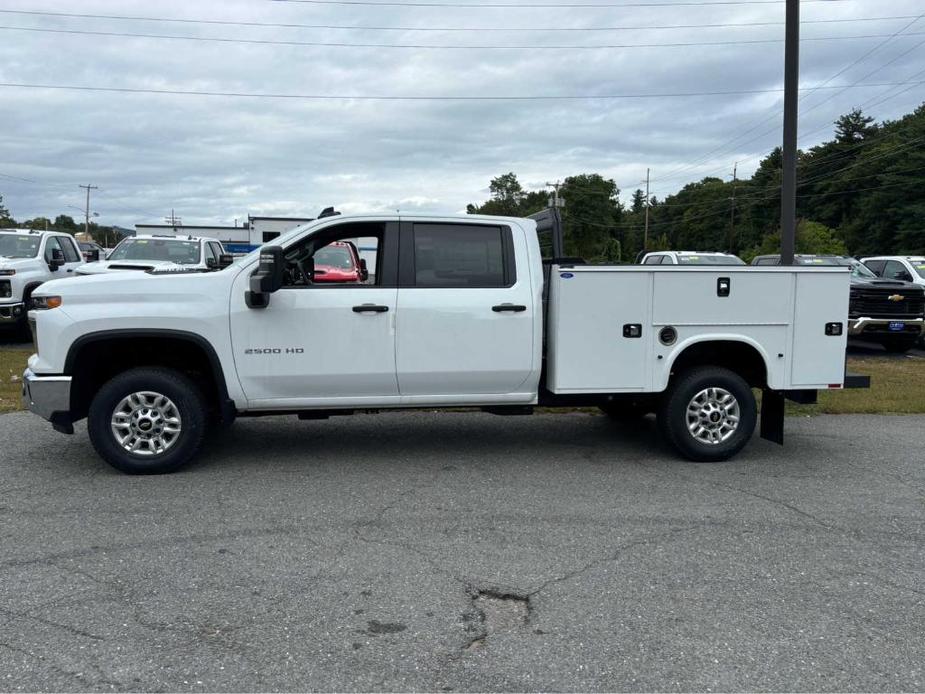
[492,304,527,313]
[352,304,389,313]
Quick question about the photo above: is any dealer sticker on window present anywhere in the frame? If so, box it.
[889,322,905,331]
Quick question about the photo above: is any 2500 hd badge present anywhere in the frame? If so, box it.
[244,348,305,355]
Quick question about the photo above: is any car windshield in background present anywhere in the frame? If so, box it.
[314,245,354,269]
[108,239,201,264]
[797,256,877,278]
[677,255,744,265]
[0,234,41,258]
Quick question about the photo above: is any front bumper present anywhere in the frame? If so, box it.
[22,368,74,433]
[0,302,25,324]
[848,317,924,337]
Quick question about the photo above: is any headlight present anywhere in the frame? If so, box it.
[31,295,62,310]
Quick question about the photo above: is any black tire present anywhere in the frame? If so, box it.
[657,366,757,462]
[88,367,207,474]
[881,338,917,354]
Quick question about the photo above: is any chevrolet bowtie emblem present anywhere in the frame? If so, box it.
[888,294,905,302]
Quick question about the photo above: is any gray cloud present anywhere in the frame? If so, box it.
[0,0,922,225]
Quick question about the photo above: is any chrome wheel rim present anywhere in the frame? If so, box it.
[686,387,740,445]
[111,391,182,456]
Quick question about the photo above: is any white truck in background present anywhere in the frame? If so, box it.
[22,210,865,474]
[0,229,85,333]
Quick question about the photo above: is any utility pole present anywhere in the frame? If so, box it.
[729,162,738,252]
[545,181,565,209]
[643,168,650,249]
[79,184,98,238]
[780,0,799,265]
[164,209,182,231]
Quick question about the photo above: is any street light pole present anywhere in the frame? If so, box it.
[780,0,799,265]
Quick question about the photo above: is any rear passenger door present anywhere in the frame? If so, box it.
[395,221,536,398]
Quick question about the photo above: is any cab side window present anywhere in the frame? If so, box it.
[60,237,81,263]
[282,223,384,288]
[864,259,886,276]
[203,242,218,267]
[44,236,64,263]
[643,255,663,265]
[884,260,911,282]
[411,224,513,288]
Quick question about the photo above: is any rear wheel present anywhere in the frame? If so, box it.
[658,366,757,462]
[881,337,918,354]
[88,367,207,474]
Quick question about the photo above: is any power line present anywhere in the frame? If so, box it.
[270,0,850,7]
[0,8,913,33]
[649,12,925,184]
[2,79,921,102]
[5,24,922,50]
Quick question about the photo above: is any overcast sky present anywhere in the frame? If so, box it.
[0,0,923,227]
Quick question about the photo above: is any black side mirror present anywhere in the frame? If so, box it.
[218,253,234,269]
[206,257,219,270]
[359,257,369,282]
[247,246,285,308]
[49,248,65,271]
[88,249,100,262]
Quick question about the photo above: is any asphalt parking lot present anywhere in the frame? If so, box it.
[1,410,923,692]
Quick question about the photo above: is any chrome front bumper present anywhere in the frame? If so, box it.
[22,368,73,432]
[0,302,25,323]
[848,317,924,336]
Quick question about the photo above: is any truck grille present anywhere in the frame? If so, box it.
[850,287,925,319]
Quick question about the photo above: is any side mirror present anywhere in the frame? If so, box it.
[246,246,285,308]
[49,248,65,271]
[88,249,101,262]
[218,253,234,269]
[206,257,219,270]
[359,258,369,282]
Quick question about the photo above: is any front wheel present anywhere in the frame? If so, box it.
[657,366,757,462]
[88,367,207,474]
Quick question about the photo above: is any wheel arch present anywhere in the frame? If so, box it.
[65,329,233,423]
[664,336,771,390]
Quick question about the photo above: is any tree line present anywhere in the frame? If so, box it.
[0,200,124,247]
[467,103,925,262]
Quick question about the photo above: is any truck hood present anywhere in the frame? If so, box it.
[37,265,237,305]
[850,276,923,291]
[75,260,183,275]
[0,256,41,273]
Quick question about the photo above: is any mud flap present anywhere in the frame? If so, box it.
[760,388,785,445]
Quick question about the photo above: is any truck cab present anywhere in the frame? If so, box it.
[22,212,861,474]
[639,251,746,266]
[0,229,84,330]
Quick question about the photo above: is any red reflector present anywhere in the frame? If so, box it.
[828,384,843,389]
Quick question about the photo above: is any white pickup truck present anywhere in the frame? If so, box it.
[22,211,863,474]
[1,229,85,332]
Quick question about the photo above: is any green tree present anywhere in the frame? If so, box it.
[561,174,622,259]
[0,193,14,228]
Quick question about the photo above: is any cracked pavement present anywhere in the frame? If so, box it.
[1,410,923,692]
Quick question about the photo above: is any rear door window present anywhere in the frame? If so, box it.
[411,224,512,288]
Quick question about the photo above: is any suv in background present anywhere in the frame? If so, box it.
[751,254,925,353]
[0,229,85,332]
[76,235,231,275]
[639,251,745,265]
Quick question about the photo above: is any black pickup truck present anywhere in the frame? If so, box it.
[751,254,925,353]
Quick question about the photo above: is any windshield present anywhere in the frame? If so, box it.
[797,256,878,278]
[0,234,41,259]
[677,254,745,265]
[314,245,355,269]
[107,238,201,265]
[911,261,925,279]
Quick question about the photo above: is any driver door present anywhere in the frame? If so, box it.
[229,222,400,408]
